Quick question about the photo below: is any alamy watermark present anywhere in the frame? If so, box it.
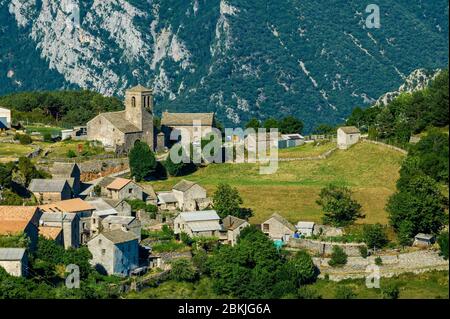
[168,123,279,175]
[65,264,80,289]
[365,4,381,29]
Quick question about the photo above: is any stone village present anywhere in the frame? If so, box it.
[0,85,447,289]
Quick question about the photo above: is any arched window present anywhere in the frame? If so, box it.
[131,96,136,108]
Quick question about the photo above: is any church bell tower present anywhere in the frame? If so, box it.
[125,85,154,149]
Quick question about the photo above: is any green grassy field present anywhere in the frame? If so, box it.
[148,142,405,225]
[126,271,448,299]
[0,142,34,162]
[38,140,114,159]
[25,125,63,136]
[278,141,335,159]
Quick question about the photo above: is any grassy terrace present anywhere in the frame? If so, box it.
[148,142,405,225]
[0,142,34,162]
[127,271,449,299]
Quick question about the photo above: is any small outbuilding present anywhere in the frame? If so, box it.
[296,221,315,237]
[337,126,361,150]
[0,248,28,277]
[0,107,11,130]
[28,179,72,204]
[413,233,435,247]
[261,213,296,241]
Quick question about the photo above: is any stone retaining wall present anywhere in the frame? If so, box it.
[288,238,366,257]
[361,139,408,155]
[313,250,448,281]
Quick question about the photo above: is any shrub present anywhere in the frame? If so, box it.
[180,232,194,246]
[43,132,53,143]
[16,133,32,145]
[334,286,356,299]
[297,286,322,299]
[317,184,364,226]
[381,282,400,299]
[67,150,77,158]
[437,231,449,260]
[129,141,157,182]
[375,256,383,266]
[169,258,197,282]
[359,246,368,258]
[363,224,389,249]
[328,246,348,267]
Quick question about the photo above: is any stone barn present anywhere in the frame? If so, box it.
[0,248,28,277]
[261,213,296,241]
[172,180,207,211]
[337,126,361,150]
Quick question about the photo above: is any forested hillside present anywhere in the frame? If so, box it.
[0,0,448,131]
[346,69,449,146]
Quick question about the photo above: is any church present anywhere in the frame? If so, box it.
[87,85,154,154]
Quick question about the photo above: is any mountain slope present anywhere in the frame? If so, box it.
[0,0,448,131]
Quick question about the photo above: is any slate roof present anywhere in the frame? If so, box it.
[100,229,139,244]
[189,221,222,232]
[86,198,119,217]
[28,179,69,193]
[179,210,220,222]
[50,163,79,177]
[296,221,315,229]
[339,126,361,134]
[173,180,197,192]
[0,248,26,261]
[97,176,116,188]
[157,192,178,204]
[141,184,157,200]
[161,112,214,127]
[40,212,76,223]
[266,213,296,232]
[128,85,152,93]
[222,215,248,231]
[101,111,141,134]
[103,198,128,209]
[102,215,135,225]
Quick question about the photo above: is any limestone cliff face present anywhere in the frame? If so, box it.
[375,69,442,107]
[0,0,448,130]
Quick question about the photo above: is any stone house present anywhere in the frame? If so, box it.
[103,199,132,216]
[174,210,221,238]
[0,206,41,251]
[141,183,158,205]
[413,233,435,247]
[172,180,207,211]
[157,191,179,211]
[39,212,80,249]
[28,179,72,204]
[0,107,11,129]
[161,111,215,147]
[337,126,361,150]
[50,163,81,196]
[87,85,154,153]
[0,248,28,277]
[220,215,250,246]
[40,199,95,245]
[261,213,296,241]
[296,221,315,237]
[101,215,141,241]
[98,177,144,201]
[87,229,139,276]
